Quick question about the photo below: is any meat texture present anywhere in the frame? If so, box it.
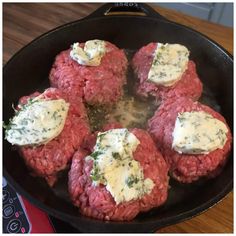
[148,97,232,183]
[19,88,90,186]
[68,128,169,221]
[49,41,128,106]
[132,42,203,101]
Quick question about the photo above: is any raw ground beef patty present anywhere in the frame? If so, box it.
[49,41,128,106]
[19,88,90,186]
[132,42,203,101]
[68,128,169,221]
[148,97,232,183]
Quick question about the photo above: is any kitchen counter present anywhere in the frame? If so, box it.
[3,3,233,233]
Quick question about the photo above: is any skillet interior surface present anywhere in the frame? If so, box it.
[3,15,233,233]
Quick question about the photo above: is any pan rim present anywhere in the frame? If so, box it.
[3,167,233,230]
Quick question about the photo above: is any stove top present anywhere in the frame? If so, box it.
[2,177,80,233]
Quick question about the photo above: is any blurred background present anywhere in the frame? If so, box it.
[155,3,233,27]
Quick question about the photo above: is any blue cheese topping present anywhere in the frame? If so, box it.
[88,128,154,204]
[70,39,106,66]
[172,111,228,154]
[5,97,69,146]
[148,43,189,87]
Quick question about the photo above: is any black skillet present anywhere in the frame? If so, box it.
[3,3,233,233]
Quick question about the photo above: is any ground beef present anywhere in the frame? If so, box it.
[49,41,128,106]
[148,97,232,183]
[19,88,90,186]
[132,42,203,101]
[68,127,169,221]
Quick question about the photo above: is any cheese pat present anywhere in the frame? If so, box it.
[5,98,69,146]
[172,111,228,154]
[148,43,189,87]
[84,40,106,59]
[104,159,154,203]
[88,128,154,204]
[70,40,106,66]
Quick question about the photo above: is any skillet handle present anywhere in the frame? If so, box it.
[87,3,169,21]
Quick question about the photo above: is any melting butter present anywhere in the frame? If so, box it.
[172,111,228,154]
[148,43,189,87]
[70,40,106,66]
[5,97,69,146]
[88,128,154,204]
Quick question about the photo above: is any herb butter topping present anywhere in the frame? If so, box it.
[172,111,228,154]
[87,128,154,204]
[5,97,69,146]
[70,40,106,66]
[148,43,189,87]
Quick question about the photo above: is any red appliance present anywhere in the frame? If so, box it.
[3,177,54,233]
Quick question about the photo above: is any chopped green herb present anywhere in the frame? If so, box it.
[128,162,133,167]
[98,133,106,139]
[126,175,139,188]
[192,134,200,142]
[90,151,103,160]
[90,166,101,181]
[52,111,58,120]
[177,116,186,123]
[216,129,224,136]
[112,152,121,160]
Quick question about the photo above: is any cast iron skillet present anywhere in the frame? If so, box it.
[3,3,233,233]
